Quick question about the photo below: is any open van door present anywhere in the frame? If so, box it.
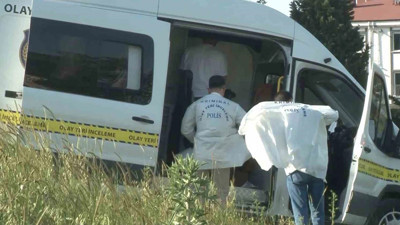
[22,0,170,167]
[293,60,396,224]
[291,23,395,224]
[292,58,387,224]
[0,0,32,124]
[339,65,399,224]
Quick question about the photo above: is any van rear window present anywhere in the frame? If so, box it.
[24,18,154,105]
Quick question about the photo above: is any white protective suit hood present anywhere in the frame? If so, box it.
[238,102,338,180]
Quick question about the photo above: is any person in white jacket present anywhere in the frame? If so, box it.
[239,91,338,225]
[181,75,250,202]
[180,37,228,99]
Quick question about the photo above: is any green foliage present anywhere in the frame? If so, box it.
[390,106,400,128]
[328,190,339,225]
[0,125,169,225]
[166,156,217,225]
[257,0,267,4]
[290,0,369,86]
[0,124,297,225]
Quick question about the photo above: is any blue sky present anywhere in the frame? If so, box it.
[249,0,292,16]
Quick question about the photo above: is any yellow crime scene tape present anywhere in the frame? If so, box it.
[0,109,159,148]
[359,158,400,183]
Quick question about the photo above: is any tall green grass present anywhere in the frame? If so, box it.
[0,124,294,225]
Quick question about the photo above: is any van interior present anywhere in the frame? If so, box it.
[158,24,288,206]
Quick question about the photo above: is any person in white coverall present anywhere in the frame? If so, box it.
[239,91,338,225]
[180,37,228,99]
[181,75,250,202]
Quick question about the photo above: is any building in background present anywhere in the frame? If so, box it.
[352,0,400,96]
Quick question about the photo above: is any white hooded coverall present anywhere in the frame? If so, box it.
[238,102,338,180]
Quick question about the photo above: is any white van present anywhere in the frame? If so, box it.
[1,0,400,224]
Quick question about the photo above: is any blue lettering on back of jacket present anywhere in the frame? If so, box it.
[207,113,222,118]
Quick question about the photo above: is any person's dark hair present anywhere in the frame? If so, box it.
[274,91,293,102]
[209,75,226,89]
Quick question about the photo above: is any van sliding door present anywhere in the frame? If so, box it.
[22,0,170,167]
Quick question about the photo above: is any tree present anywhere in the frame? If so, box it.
[290,0,369,86]
[257,0,267,5]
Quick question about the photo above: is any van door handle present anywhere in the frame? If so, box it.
[5,90,22,99]
[363,147,372,153]
[132,116,154,124]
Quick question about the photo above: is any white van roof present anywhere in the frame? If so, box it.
[49,0,160,16]
[59,0,294,40]
[157,0,295,40]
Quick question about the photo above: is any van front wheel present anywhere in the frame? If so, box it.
[368,199,400,225]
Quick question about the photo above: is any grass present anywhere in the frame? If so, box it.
[0,124,294,225]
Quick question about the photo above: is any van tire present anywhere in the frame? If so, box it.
[367,199,400,225]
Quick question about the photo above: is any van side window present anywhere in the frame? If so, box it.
[296,69,363,127]
[369,74,390,149]
[24,18,154,105]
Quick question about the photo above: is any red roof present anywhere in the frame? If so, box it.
[353,0,400,21]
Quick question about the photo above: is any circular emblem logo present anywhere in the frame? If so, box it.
[19,29,30,68]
